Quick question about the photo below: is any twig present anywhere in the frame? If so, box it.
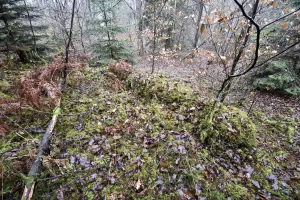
[254,40,300,69]
[261,7,300,30]
[247,92,257,116]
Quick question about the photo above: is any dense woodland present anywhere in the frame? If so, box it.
[0,0,299,199]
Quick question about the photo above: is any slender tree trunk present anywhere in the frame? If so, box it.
[102,1,114,59]
[76,7,86,53]
[137,0,144,55]
[151,3,157,74]
[194,0,204,48]
[23,0,37,52]
[218,0,259,102]
[165,25,173,50]
[63,0,76,85]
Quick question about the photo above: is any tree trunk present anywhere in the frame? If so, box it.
[194,0,204,48]
[23,0,37,52]
[218,0,259,102]
[165,26,173,50]
[137,0,144,55]
[76,6,86,53]
[63,0,76,85]
[102,1,114,59]
[151,2,157,74]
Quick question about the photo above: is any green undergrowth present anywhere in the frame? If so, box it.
[126,73,257,149]
[1,67,299,199]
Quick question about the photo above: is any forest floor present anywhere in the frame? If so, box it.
[1,62,300,199]
[135,52,300,119]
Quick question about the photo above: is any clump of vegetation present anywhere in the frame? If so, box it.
[0,55,86,138]
[200,101,257,149]
[126,73,194,104]
[106,60,133,91]
[108,60,133,81]
[253,59,300,96]
[126,73,257,149]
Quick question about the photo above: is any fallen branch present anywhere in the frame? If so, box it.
[21,99,61,200]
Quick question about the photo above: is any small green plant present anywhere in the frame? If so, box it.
[253,59,300,96]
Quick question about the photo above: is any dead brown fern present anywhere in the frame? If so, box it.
[0,54,88,138]
[107,60,133,91]
[108,59,133,81]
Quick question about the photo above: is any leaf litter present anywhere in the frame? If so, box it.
[1,66,299,199]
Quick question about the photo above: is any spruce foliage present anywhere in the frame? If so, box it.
[0,0,47,62]
[89,0,133,65]
[253,60,300,96]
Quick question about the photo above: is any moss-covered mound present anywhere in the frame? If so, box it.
[125,73,256,148]
[126,73,195,104]
[200,101,256,148]
[1,67,298,199]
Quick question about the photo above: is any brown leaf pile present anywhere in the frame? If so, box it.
[0,53,88,138]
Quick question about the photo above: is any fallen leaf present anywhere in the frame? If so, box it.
[200,24,205,33]
[159,162,168,168]
[271,1,277,6]
[284,8,290,13]
[282,23,288,29]
[251,180,260,188]
[136,179,141,190]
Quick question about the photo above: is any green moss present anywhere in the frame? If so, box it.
[0,91,12,99]
[85,191,94,200]
[197,149,210,160]
[205,190,226,200]
[259,166,273,176]
[253,112,296,143]
[126,73,194,105]
[0,80,10,90]
[227,184,248,199]
[66,131,88,139]
[200,101,257,148]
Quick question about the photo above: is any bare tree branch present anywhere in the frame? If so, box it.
[229,0,261,78]
[255,40,300,69]
[261,7,300,31]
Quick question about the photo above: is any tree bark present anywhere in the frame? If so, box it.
[23,0,37,52]
[76,6,86,53]
[137,0,144,55]
[151,2,157,74]
[63,0,76,85]
[194,0,204,48]
[218,0,259,102]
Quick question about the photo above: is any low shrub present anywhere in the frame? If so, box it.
[253,59,300,96]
